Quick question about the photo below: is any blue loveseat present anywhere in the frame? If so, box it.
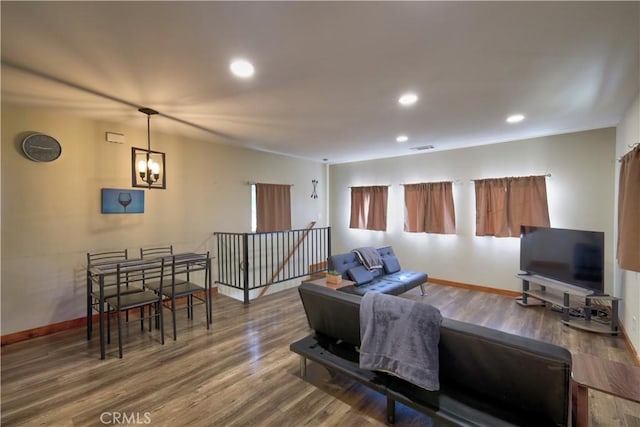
[326,246,428,296]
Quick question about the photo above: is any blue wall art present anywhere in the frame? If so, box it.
[101,188,144,214]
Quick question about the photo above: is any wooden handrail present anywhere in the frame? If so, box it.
[258,221,317,297]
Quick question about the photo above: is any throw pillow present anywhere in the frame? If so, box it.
[383,256,401,274]
[347,265,374,286]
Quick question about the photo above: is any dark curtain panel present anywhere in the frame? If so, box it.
[475,175,549,237]
[349,186,388,231]
[617,145,640,272]
[256,183,291,232]
[404,182,456,234]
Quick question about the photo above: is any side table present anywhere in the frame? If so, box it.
[305,277,355,290]
[572,352,640,427]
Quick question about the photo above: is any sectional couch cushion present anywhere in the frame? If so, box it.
[385,271,427,285]
[339,278,414,296]
[330,251,363,279]
[382,256,401,274]
[347,265,374,285]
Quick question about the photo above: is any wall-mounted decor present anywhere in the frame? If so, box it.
[21,133,62,162]
[132,107,166,189]
[101,188,144,214]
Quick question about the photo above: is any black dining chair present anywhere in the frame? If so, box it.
[86,249,144,340]
[159,252,211,340]
[140,245,174,260]
[104,259,165,358]
[139,245,188,290]
[139,245,189,330]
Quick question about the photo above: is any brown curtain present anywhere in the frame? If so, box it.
[475,178,509,237]
[256,183,291,232]
[475,175,549,237]
[508,175,550,235]
[349,186,388,231]
[617,145,640,272]
[349,187,367,229]
[404,182,455,234]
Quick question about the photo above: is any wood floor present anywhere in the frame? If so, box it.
[2,283,639,427]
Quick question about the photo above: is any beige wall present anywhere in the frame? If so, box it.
[615,92,640,357]
[1,104,327,335]
[330,128,616,294]
[3,101,636,359]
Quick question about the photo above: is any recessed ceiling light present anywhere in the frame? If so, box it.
[398,92,418,106]
[396,135,409,143]
[230,59,255,78]
[506,114,525,123]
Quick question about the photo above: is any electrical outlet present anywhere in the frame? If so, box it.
[632,316,637,333]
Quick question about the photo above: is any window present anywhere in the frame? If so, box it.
[253,183,291,232]
[404,181,455,234]
[475,175,550,237]
[349,186,388,231]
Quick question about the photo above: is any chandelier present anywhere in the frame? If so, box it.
[131,107,166,189]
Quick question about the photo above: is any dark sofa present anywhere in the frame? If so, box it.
[328,246,428,296]
[290,283,573,426]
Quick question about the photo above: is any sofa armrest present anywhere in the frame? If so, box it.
[299,282,362,347]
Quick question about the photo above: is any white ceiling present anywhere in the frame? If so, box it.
[2,1,638,164]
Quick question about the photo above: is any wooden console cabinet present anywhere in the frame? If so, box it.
[515,274,620,335]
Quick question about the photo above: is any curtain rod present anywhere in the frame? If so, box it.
[348,184,392,188]
[399,180,455,185]
[247,181,294,186]
[618,143,640,162]
[470,173,551,182]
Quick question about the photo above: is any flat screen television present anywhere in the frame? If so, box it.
[520,226,604,294]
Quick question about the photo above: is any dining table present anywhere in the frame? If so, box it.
[86,252,212,359]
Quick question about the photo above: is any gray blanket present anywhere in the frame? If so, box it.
[352,247,383,270]
[359,292,442,391]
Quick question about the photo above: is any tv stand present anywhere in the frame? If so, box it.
[515,274,620,335]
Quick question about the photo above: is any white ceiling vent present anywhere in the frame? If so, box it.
[410,145,435,151]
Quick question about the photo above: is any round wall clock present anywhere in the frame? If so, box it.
[22,133,62,162]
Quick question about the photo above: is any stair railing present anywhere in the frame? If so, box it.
[214,226,330,304]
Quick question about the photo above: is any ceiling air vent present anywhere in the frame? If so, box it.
[410,145,435,151]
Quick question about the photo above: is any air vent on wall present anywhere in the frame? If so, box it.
[410,145,434,151]
[106,132,125,144]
